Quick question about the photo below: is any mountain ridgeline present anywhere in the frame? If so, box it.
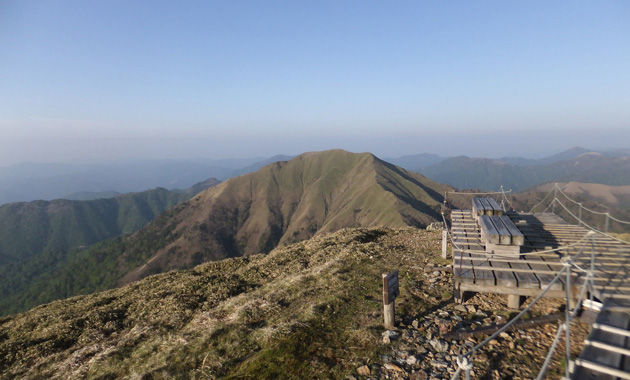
[1,150,450,315]
[0,179,220,262]
[420,151,630,191]
[0,179,219,315]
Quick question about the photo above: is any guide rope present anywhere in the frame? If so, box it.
[553,183,630,224]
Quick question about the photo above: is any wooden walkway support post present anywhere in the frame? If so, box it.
[507,294,521,309]
[442,229,448,259]
[383,270,399,330]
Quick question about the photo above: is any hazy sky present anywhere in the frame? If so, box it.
[1,1,629,165]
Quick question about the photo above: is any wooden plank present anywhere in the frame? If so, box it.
[480,198,494,215]
[455,264,558,275]
[474,197,486,211]
[500,215,524,246]
[469,254,495,287]
[509,259,541,289]
[453,217,476,283]
[486,197,504,215]
[490,215,512,245]
[532,253,564,293]
[472,198,484,217]
[485,256,517,288]
[446,256,630,269]
[479,215,500,244]
[452,263,623,277]
[453,251,474,280]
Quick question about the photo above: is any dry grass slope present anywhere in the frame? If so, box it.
[0,227,445,379]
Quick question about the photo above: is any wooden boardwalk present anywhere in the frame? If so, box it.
[450,209,630,379]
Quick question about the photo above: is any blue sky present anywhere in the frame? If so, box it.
[1,1,629,164]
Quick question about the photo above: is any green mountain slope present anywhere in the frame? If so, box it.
[0,179,219,316]
[1,150,450,316]
[0,179,219,262]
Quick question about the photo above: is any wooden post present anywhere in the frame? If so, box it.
[383,302,395,330]
[442,229,448,259]
[382,271,399,330]
[507,294,521,309]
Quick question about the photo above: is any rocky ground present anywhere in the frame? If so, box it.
[352,259,590,380]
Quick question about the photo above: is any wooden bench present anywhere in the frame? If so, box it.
[479,215,524,256]
[472,196,503,221]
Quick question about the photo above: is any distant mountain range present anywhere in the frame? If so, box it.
[416,148,630,191]
[0,150,449,316]
[0,178,219,315]
[0,156,287,205]
[384,153,444,170]
[2,147,627,205]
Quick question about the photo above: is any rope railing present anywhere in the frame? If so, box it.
[552,183,630,225]
[500,185,514,210]
[445,187,513,211]
[447,190,512,195]
[449,233,598,380]
[529,189,555,213]
[552,197,630,245]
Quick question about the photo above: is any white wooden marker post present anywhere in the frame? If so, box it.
[382,270,399,329]
[442,229,448,259]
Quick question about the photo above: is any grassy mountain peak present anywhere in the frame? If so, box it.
[121,149,450,283]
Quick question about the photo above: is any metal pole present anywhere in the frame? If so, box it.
[442,228,448,259]
[565,261,571,378]
[605,213,610,233]
[589,235,595,304]
[551,184,557,214]
[578,203,582,222]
